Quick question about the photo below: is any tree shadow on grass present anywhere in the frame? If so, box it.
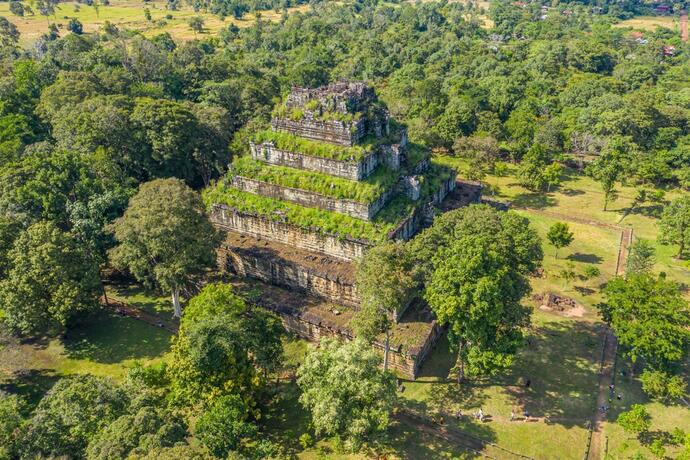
[560,188,586,197]
[0,368,60,409]
[567,253,604,264]
[109,283,171,316]
[511,192,557,209]
[504,320,603,428]
[62,309,171,364]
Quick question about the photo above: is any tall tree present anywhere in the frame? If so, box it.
[0,221,101,335]
[599,274,690,372]
[659,195,690,259]
[195,394,256,458]
[416,205,542,381]
[297,338,396,452]
[626,239,656,274]
[351,242,416,371]
[19,375,129,458]
[546,222,574,259]
[108,178,220,317]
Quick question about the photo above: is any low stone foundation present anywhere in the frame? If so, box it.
[230,277,442,378]
[220,232,359,307]
[210,204,370,261]
[230,176,391,221]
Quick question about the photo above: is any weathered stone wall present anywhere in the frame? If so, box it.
[272,117,366,146]
[220,244,359,307]
[209,205,370,261]
[230,176,392,221]
[250,142,380,181]
[274,308,441,378]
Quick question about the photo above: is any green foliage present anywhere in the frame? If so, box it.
[297,338,396,452]
[582,265,601,280]
[351,241,417,369]
[560,261,577,288]
[0,393,22,459]
[416,205,542,379]
[0,221,101,335]
[546,222,574,258]
[627,239,656,274]
[252,129,372,162]
[639,369,687,402]
[109,178,220,317]
[649,439,665,459]
[195,394,256,457]
[517,144,549,191]
[231,156,394,203]
[659,196,690,259]
[600,274,690,370]
[19,375,129,458]
[169,283,283,406]
[617,404,651,436]
[86,406,187,460]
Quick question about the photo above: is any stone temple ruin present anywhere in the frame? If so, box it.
[206,82,481,377]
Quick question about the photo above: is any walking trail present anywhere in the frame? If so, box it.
[100,295,179,333]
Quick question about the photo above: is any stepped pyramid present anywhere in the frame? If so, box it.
[206,82,479,377]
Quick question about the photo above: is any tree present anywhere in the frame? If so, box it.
[517,144,548,191]
[600,274,690,371]
[617,404,651,437]
[543,162,563,192]
[0,221,101,335]
[19,375,129,458]
[68,17,83,34]
[659,196,690,259]
[144,7,152,21]
[588,147,625,211]
[188,16,204,35]
[297,338,396,452]
[108,179,220,318]
[86,406,187,460]
[0,393,22,459]
[640,369,687,402]
[181,283,283,377]
[351,242,416,371]
[0,16,19,47]
[560,262,576,289]
[417,205,542,381]
[168,315,259,407]
[626,239,656,274]
[195,394,257,458]
[583,265,601,281]
[546,222,574,259]
[9,2,24,17]
[0,216,22,278]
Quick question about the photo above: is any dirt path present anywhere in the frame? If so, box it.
[681,11,688,42]
[100,296,179,333]
[615,227,633,277]
[587,329,618,460]
[513,206,625,231]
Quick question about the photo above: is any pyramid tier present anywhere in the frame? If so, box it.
[229,157,396,220]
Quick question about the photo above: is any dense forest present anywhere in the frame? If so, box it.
[1,0,689,458]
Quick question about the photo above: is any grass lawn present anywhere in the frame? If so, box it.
[107,283,174,318]
[0,308,171,406]
[614,15,679,32]
[399,310,600,460]
[0,0,311,47]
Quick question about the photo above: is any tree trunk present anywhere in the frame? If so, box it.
[383,330,390,372]
[678,240,685,259]
[172,288,182,318]
[457,342,465,385]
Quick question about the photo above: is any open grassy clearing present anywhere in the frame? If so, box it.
[0,308,171,405]
[0,0,311,46]
[107,283,176,317]
[399,310,599,460]
[614,15,679,32]
[438,155,690,289]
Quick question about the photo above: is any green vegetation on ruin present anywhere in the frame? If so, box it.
[203,181,416,242]
[272,102,362,124]
[252,129,374,162]
[231,156,395,204]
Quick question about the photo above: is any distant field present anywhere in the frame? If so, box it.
[0,0,311,46]
[614,15,679,32]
